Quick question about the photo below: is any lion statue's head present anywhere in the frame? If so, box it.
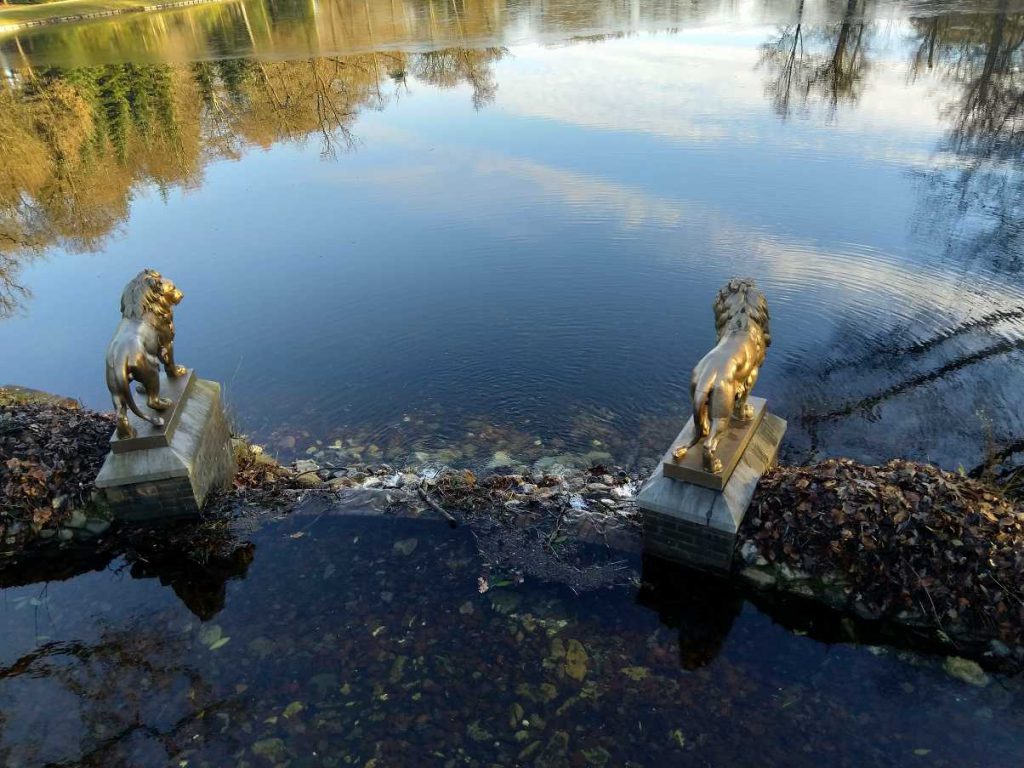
[120,269,183,328]
[712,277,771,346]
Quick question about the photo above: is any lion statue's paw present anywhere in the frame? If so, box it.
[703,450,723,473]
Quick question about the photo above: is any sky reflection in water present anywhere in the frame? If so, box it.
[1,0,1023,471]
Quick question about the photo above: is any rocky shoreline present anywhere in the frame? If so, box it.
[2,388,1023,675]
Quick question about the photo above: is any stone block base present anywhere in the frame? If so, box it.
[637,413,786,572]
[95,377,234,522]
[642,511,739,570]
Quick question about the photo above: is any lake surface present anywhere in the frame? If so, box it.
[3,0,1024,764]
[3,0,1024,473]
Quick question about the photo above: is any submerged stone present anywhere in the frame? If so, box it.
[581,746,612,767]
[535,731,570,768]
[739,567,776,589]
[490,591,522,614]
[620,666,649,682]
[488,450,514,469]
[943,657,990,687]
[564,639,588,682]
[393,538,418,556]
[509,701,525,728]
[85,519,110,535]
[252,737,287,762]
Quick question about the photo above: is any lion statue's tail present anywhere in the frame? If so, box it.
[675,372,715,459]
[691,373,714,438]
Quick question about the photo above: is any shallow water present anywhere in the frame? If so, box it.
[1,514,1022,767]
[2,0,1024,472]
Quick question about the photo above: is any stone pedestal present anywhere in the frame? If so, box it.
[637,411,786,572]
[95,371,234,522]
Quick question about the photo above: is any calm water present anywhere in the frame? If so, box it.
[2,0,1024,472]
[3,2,1024,763]
[2,514,1023,767]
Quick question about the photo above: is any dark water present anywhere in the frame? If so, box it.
[2,0,1024,472]
[1,514,1022,767]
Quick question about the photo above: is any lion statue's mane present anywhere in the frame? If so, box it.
[105,269,186,439]
[713,278,771,347]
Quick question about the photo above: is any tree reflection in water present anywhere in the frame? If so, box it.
[758,1,1024,469]
[759,0,871,119]
[911,0,1024,271]
[0,530,255,766]
[0,48,507,316]
[0,627,244,766]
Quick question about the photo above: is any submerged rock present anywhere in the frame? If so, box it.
[943,656,990,687]
[535,731,571,768]
[738,567,776,590]
[580,746,612,767]
[488,450,513,469]
[564,639,589,681]
[84,519,110,535]
[251,737,287,763]
[393,538,418,556]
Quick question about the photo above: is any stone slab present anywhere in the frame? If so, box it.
[661,396,766,490]
[637,412,786,572]
[96,377,235,521]
[110,369,196,454]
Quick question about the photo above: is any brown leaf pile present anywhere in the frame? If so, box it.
[748,458,1024,647]
[0,401,114,529]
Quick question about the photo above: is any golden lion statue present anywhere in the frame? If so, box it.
[673,278,771,473]
[104,269,186,439]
